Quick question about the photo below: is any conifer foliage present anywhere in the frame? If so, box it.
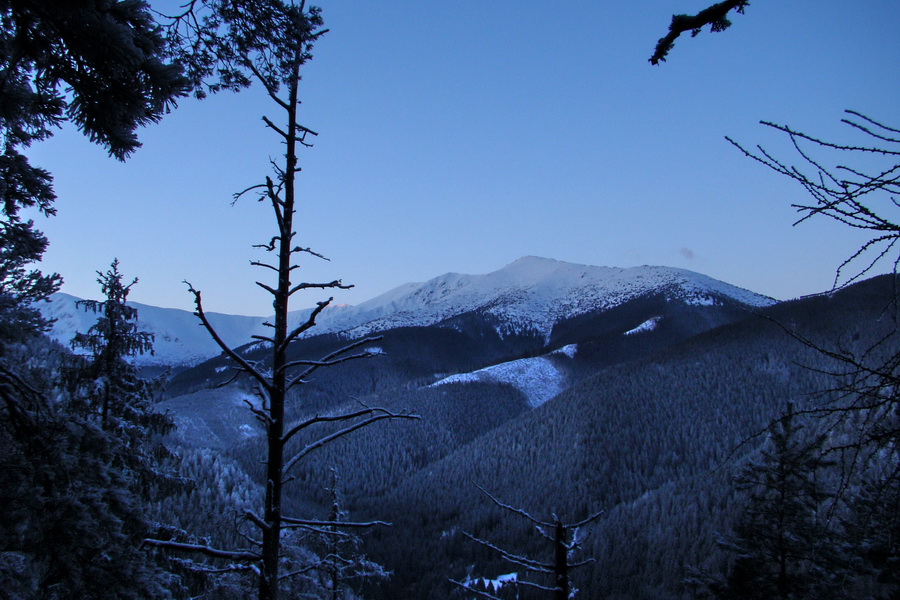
[0,0,188,348]
[0,263,174,599]
[707,406,838,600]
[68,259,175,495]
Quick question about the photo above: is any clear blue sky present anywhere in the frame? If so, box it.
[27,1,900,316]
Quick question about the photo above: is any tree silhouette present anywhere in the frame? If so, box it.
[143,4,417,599]
[452,484,603,600]
[728,111,900,483]
[650,1,750,65]
[708,406,838,600]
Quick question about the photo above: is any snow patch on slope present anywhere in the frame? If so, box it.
[625,317,661,335]
[430,349,574,408]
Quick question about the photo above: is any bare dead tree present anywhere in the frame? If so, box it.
[727,111,900,488]
[450,484,603,600]
[143,3,417,599]
[650,0,750,65]
[728,111,900,290]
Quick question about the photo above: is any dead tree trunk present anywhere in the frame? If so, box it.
[144,4,417,600]
[553,520,569,600]
[451,484,603,599]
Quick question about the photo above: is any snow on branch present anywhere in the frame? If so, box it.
[280,516,390,529]
[284,335,384,385]
[282,406,389,444]
[461,532,555,574]
[283,408,420,475]
[279,297,332,353]
[142,538,260,562]
[474,482,556,528]
[288,279,353,297]
[448,579,508,600]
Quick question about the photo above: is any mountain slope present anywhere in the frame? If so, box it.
[354,274,899,600]
[41,293,267,366]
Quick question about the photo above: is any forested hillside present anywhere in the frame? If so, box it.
[151,274,900,599]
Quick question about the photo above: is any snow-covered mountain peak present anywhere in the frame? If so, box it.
[315,257,775,339]
[40,257,776,365]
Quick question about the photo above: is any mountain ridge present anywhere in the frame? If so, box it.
[40,256,776,365]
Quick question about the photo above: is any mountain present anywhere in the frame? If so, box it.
[39,256,775,366]
[312,256,774,339]
[40,292,268,367]
[145,254,897,599]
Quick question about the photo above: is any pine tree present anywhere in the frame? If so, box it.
[68,259,175,498]
[0,330,173,599]
[0,1,188,347]
[713,406,838,600]
[840,467,900,599]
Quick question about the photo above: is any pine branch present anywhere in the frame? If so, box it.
[650,0,749,65]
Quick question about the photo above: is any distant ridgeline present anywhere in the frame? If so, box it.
[41,256,773,367]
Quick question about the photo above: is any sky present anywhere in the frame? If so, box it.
[26,0,900,316]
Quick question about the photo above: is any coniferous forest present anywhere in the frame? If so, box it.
[2,2,899,600]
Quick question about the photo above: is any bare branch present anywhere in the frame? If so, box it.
[278,298,333,353]
[286,335,383,383]
[256,281,278,296]
[568,509,605,529]
[184,282,272,393]
[282,407,385,444]
[279,516,390,529]
[143,538,260,562]
[244,509,271,531]
[518,579,564,592]
[288,279,353,296]
[253,236,280,252]
[233,182,268,203]
[293,246,330,260]
[448,580,508,600]
[284,350,378,389]
[461,532,555,573]
[283,411,420,475]
[474,482,556,528]
[262,115,289,139]
[251,260,280,273]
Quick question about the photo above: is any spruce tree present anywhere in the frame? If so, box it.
[68,259,175,498]
[713,406,837,600]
